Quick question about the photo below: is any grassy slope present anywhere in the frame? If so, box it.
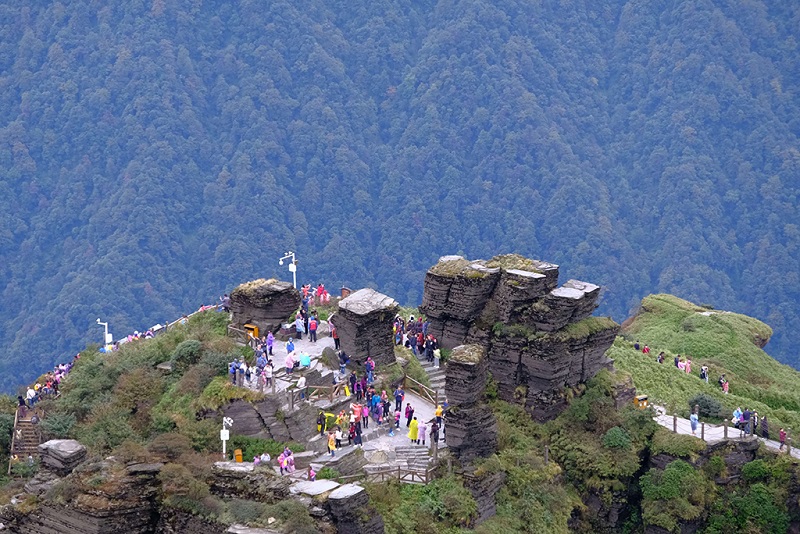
[612,294,800,430]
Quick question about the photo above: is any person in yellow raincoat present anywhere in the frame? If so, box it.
[407,416,419,443]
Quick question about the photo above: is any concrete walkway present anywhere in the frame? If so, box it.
[653,406,799,459]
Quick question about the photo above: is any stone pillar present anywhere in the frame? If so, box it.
[445,345,497,462]
[335,288,399,368]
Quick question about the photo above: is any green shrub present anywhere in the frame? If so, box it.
[602,426,632,449]
[640,460,711,532]
[171,339,203,374]
[199,350,233,376]
[650,428,706,459]
[704,455,726,478]
[196,377,264,410]
[741,459,769,483]
[41,412,76,439]
[687,393,722,418]
[316,467,340,479]
[10,459,39,478]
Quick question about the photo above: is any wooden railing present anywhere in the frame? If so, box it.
[339,465,437,485]
[7,407,20,475]
[286,382,345,410]
[402,373,438,407]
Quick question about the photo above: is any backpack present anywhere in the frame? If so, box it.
[229,363,236,374]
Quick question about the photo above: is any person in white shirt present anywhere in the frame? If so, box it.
[296,376,307,400]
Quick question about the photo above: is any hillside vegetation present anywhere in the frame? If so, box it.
[1,1,799,392]
[612,294,800,430]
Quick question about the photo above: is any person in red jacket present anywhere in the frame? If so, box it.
[780,428,787,450]
[309,316,318,343]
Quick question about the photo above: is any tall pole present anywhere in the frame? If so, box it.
[279,251,298,289]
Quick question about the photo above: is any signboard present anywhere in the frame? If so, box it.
[220,429,229,441]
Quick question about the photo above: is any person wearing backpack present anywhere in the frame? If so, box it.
[229,360,237,385]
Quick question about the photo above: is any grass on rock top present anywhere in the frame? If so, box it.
[613,294,800,431]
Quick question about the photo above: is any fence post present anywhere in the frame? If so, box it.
[272,377,276,395]
[544,445,549,465]
[788,434,792,455]
[724,419,728,439]
[701,422,705,441]
[673,414,677,433]
[397,465,401,482]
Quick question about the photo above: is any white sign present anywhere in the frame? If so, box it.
[220,429,229,441]
[288,263,297,272]
[105,333,113,344]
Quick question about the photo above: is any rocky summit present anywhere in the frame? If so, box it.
[423,254,619,421]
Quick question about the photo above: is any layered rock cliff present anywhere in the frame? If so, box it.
[422,254,619,421]
[230,278,302,334]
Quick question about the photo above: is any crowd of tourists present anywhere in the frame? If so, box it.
[636,340,731,394]
[18,356,78,415]
[393,315,441,368]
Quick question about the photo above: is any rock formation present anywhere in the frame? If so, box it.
[424,254,619,421]
[230,278,302,334]
[38,439,87,476]
[333,288,399,367]
[444,345,497,462]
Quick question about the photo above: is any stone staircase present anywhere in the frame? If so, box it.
[413,351,446,401]
[395,445,432,470]
[11,408,43,460]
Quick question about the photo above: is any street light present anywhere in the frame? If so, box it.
[278,251,297,289]
[96,318,112,347]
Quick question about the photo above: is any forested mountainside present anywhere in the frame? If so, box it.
[1,0,798,392]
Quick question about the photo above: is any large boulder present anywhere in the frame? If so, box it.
[230,279,301,334]
[335,288,398,367]
[38,439,87,475]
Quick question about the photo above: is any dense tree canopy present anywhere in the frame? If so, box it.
[0,0,798,392]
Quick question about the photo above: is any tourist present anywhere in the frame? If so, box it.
[752,411,759,434]
[690,411,699,436]
[657,351,665,364]
[260,452,270,464]
[418,419,427,446]
[408,416,419,444]
[718,373,726,388]
[761,415,770,439]
[742,407,752,434]
[435,405,443,426]
[674,354,680,367]
[296,375,307,400]
[685,358,692,374]
[354,420,363,447]
[723,380,729,394]
[677,359,686,372]
[365,357,375,384]
[285,352,295,375]
[430,420,440,444]
[267,331,275,356]
[394,386,404,412]
[331,321,340,350]
[634,340,640,351]
[642,344,650,355]
[361,403,369,429]
[700,365,708,382]
[309,315,318,343]
[395,410,401,428]
[277,452,286,475]
[335,427,343,449]
[433,347,441,369]
[780,428,787,450]
[328,431,336,457]
[308,466,316,481]
[347,371,358,395]
[405,403,415,427]
[317,411,326,436]
[295,314,304,340]
[338,351,349,375]
[354,380,363,401]
[732,407,742,428]
[262,364,273,392]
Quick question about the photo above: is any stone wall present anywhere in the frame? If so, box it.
[334,288,398,368]
[230,278,302,334]
[422,254,619,422]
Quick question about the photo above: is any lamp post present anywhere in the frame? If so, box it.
[221,417,233,460]
[279,251,298,289]
[96,318,111,347]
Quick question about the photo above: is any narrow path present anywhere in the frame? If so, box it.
[653,407,800,459]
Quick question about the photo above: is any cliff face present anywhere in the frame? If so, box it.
[334,288,399,367]
[423,254,619,421]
